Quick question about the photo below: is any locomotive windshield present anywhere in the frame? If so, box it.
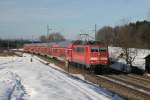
[91,48,106,53]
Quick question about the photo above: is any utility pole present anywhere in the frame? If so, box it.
[7,40,9,50]
[32,35,34,44]
[47,24,49,43]
[47,24,49,40]
[47,24,52,43]
[95,24,97,41]
[80,34,89,42]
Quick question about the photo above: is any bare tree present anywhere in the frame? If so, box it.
[97,26,114,45]
[121,47,138,66]
[39,33,65,42]
[39,35,47,42]
[118,25,138,66]
[48,32,65,42]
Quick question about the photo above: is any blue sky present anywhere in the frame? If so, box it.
[0,0,150,40]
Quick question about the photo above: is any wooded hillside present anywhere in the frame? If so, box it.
[96,20,150,49]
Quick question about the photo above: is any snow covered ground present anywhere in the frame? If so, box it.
[109,46,150,70]
[0,53,123,100]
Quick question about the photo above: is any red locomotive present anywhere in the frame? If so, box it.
[24,41,109,71]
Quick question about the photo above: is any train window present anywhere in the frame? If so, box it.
[77,47,80,52]
[99,48,106,52]
[91,48,106,53]
[80,48,84,52]
[91,48,99,53]
[74,47,84,53]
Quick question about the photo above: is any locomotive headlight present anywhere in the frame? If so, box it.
[100,57,107,60]
[90,57,99,60]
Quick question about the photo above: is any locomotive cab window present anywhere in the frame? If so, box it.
[91,48,99,53]
[91,48,106,53]
[99,48,106,53]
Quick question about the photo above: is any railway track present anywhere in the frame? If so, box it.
[127,74,150,83]
[113,75,150,89]
[103,75,150,94]
[96,75,150,100]
[22,53,150,100]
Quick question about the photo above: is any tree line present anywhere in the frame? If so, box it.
[96,20,150,49]
[0,39,33,50]
[0,32,65,50]
[39,32,65,42]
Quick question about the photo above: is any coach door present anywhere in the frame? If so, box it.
[66,49,72,61]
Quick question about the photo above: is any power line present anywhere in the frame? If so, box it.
[47,24,52,43]
[95,24,97,41]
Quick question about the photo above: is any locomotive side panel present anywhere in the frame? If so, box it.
[71,46,87,65]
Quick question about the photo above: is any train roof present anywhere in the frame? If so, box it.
[24,43,47,46]
[24,41,72,47]
[24,40,106,48]
[56,41,72,48]
[72,40,106,45]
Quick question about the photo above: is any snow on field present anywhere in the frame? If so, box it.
[0,71,25,100]
[109,46,150,70]
[0,53,123,100]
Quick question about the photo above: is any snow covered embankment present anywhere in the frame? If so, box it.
[0,71,26,100]
[0,53,123,100]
